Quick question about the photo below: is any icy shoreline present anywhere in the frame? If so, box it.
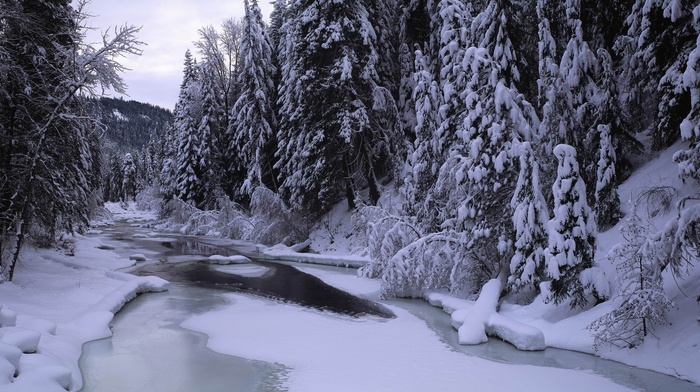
[0,206,168,392]
[0,263,167,391]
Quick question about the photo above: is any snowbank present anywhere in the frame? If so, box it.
[213,264,270,278]
[182,288,632,392]
[206,255,251,265]
[259,244,370,268]
[0,221,168,392]
[429,281,546,351]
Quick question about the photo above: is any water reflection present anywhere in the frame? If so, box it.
[133,258,394,319]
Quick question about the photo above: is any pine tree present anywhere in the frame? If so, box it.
[230,0,277,198]
[545,144,597,308]
[509,142,549,292]
[397,42,418,144]
[559,2,599,187]
[472,0,520,87]
[433,0,472,161]
[620,0,696,150]
[197,61,224,208]
[172,50,207,207]
[122,153,137,202]
[277,0,393,213]
[674,5,700,184]
[437,47,536,292]
[402,49,440,221]
[594,124,622,229]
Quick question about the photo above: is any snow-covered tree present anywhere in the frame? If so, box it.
[230,0,277,198]
[545,144,597,308]
[509,142,549,292]
[172,50,208,207]
[674,5,700,184]
[433,0,472,160]
[619,0,696,150]
[402,49,440,220]
[536,0,571,204]
[437,47,537,293]
[559,4,599,166]
[472,0,520,87]
[397,43,417,145]
[197,61,225,208]
[594,124,622,229]
[122,153,137,202]
[588,208,674,349]
[0,0,144,281]
[277,0,394,213]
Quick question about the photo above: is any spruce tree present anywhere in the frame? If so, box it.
[437,47,536,291]
[620,0,696,150]
[545,144,597,308]
[277,0,393,213]
[172,50,207,207]
[230,0,277,198]
[510,142,549,292]
[402,49,440,221]
[594,124,622,229]
[122,153,137,202]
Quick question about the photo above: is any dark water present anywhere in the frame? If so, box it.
[131,240,394,319]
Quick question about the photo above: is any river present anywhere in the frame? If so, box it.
[79,224,700,391]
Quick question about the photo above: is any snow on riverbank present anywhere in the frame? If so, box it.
[181,290,633,392]
[0,204,167,391]
[275,141,700,386]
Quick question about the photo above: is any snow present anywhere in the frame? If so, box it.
[428,282,546,351]
[291,141,700,385]
[129,253,147,262]
[206,255,251,264]
[259,244,370,268]
[213,264,269,278]
[181,292,631,392]
[0,204,168,391]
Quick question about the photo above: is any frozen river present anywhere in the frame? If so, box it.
[79,227,700,391]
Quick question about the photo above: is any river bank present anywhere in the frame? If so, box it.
[1,203,699,391]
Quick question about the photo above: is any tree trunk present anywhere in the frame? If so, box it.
[344,157,356,211]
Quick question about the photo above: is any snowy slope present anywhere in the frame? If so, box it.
[303,141,700,385]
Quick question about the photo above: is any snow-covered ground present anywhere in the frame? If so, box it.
[3,140,700,391]
[0,204,167,391]
[289,141,700,386]
[180,276,633,392]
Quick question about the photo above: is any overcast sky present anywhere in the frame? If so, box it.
[81,0,274,110]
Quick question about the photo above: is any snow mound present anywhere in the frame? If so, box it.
[260,244,369,268]
[0,306,17,328]
[0,328,40,353]
[430,280,546,351]
[94,274,169,314]
[129,253,147,262]
[213,264,270,277]
[207,255,251,265]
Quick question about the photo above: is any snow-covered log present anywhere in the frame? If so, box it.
[435,280,546,350]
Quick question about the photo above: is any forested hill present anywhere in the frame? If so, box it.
[87,97,172,151]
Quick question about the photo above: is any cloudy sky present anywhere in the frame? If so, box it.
[81,0,274,110]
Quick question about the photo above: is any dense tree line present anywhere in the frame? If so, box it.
[154,0,700,348]
[87,97,173,152]
[0,0,142,281]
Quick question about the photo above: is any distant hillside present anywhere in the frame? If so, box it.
[87,97,172,151]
